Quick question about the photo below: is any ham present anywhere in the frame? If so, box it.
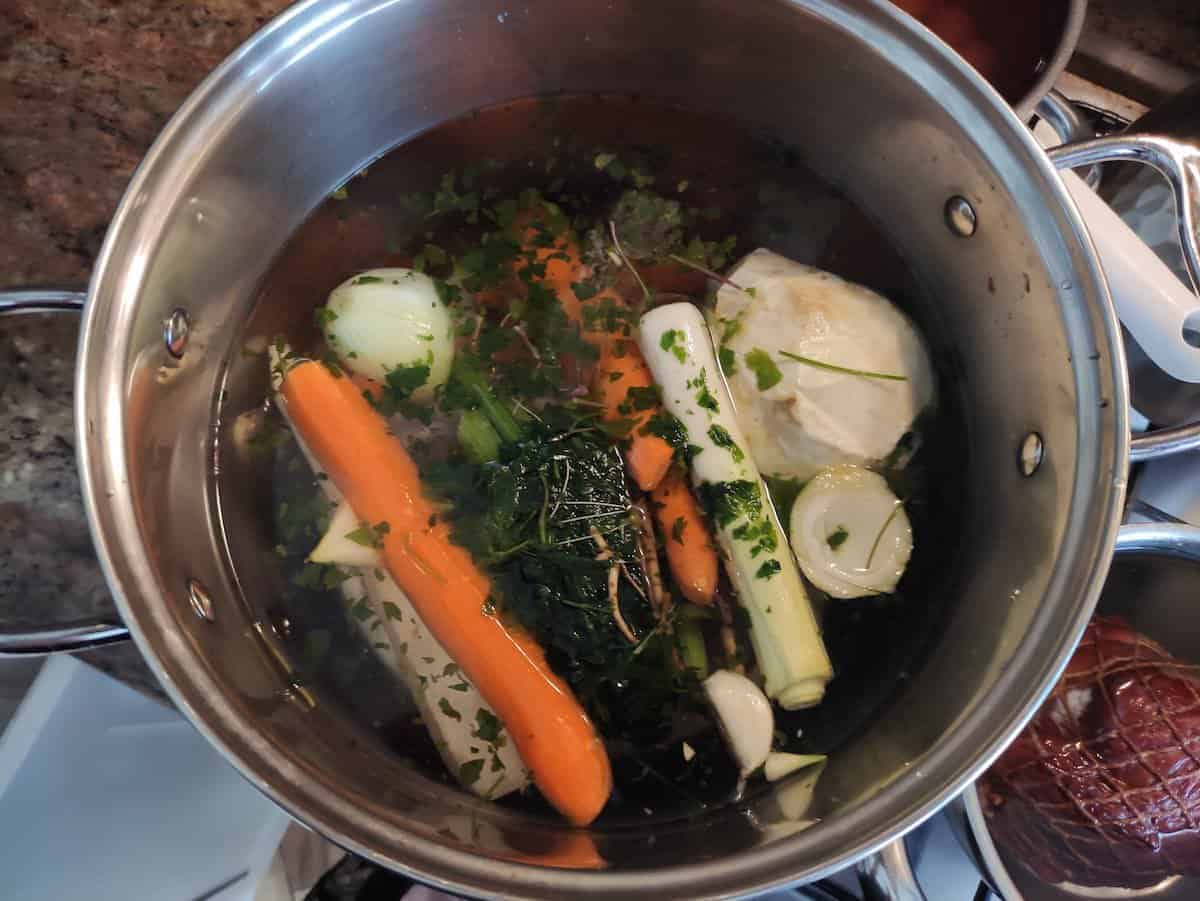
[981,617,1200,888]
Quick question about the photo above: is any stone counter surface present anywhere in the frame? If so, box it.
[2,1,291,696]
[0,0,1195,696]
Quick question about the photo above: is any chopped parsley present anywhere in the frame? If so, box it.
[641,410,702,463]
[618,384,662,414]
[571,280,599,301]
[732,517,778,558]
[459,758,485,786]
[671,516,688,544]
[312,306,338,330]
[350,274,384,285]
[691,369,719,412]
[660,329,687,363]
[718,345,737,374]
[755,559,782,580]
[473,708,503,744]
[698,480,762,528]
[707,424,744,462]
[345,520,391,549]
[745,348,783,391]
[437,698,462,721]
[371,355,432,419]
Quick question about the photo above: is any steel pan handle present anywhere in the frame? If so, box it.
[1041,92,1200,387]
[0,290,131,655]
[856,839,927,901]
[1035,93,1200,459]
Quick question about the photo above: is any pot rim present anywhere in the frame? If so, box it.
[1016,0,1088,119]
[74,0,1129,896]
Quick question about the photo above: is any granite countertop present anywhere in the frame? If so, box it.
[1,1,291,697]
[0,0,1196,699]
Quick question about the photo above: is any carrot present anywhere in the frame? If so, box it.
[522,223,585,327]
[650,470,719,605]
[514,219,674,492]
[596,338,675,492]
[511,831,605,870]
[280,360,612,826]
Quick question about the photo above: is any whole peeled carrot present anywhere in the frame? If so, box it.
[650,469,718,605]
[281,360,612,826]
[596,338,675,492]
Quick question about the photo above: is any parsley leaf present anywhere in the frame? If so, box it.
[691,369,719,412]
[459,758,485,786]
[312,306,338,330]
[671,516,687,544]
[618,384,661,414]
[370,356,432,419]
[698,480,762,528]
[755,559,782,580]
[345,520,391,549]
[745,348,782,391]
[718,345,737,374]
[707,424,744,462]
[474,708,503,744]
[660,329,687,362]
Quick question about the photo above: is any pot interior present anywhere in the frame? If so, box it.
[81,0,1125,896]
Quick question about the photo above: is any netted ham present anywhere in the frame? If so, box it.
[981,617,1200,888]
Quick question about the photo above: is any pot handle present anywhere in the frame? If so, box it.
[0,290,132,655]
[1040,96,1200,386]
[856,839,927,901]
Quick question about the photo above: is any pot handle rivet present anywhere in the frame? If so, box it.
[945,196,977,237]
[164,307,191,358]
[1019,431,1044,476]
[187,579,216,622]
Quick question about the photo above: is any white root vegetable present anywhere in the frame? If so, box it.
[715,249,934,480]
[704,670,775,778]
[764,751,826,782]
[789,465,913,598]
[639,303,833,710]
[269,346,529,799]
[322,268,454,403]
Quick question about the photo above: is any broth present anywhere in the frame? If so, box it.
[225,94,966,827]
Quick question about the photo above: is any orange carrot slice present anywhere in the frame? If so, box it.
[651,470,719,605]
[281,360,612,826]
[596,338,674,492]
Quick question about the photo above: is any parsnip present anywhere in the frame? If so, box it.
[269,346,529,799]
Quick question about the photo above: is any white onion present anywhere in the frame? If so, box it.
[323,268,453,403]
[789,464,913,598]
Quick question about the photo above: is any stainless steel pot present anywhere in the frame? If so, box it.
[0,0,1189,897]
[948,522,1200,901]
[1015,0,1087,120]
